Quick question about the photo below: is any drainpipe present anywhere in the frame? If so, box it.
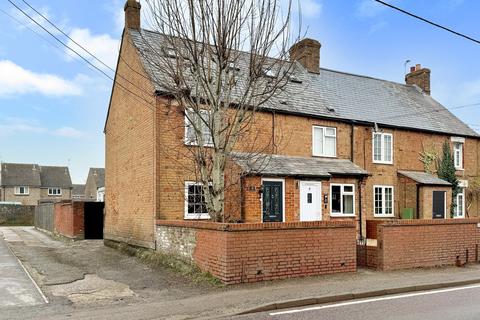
[416,184,420,219]
[358,178,363,240]
[350,121,355,162]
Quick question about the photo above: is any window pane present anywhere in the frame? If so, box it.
[373,134,382,161]
[325,136,336,156]
[313,127,324,155]
[374,187,382,214]
[343,195,354,214]
[385,188,393,214]
[331,185,341,213]
[384,135,392,162]
[344,185,353,193]
[325,128,336,136]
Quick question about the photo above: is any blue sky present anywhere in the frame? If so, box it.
[0,0,479,183]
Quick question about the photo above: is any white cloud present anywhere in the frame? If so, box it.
[66,28,120,71]
[0,60,81,97]
[0,117,46,135]
[356,0,387,18]
[53,126,84,138]
[299,0,322,18]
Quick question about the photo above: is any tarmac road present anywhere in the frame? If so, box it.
[0,228,45,308]
[235,284,480,320]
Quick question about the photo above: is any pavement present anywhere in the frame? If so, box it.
[1,226,480,319]
[0,228,45,308]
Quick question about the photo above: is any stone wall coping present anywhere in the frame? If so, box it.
[378,219,479,227]
[156,220,356,231]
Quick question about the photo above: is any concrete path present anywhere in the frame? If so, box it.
[0,228,45,308]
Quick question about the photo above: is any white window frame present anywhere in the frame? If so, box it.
[14,186,29,195]
[184,109,214,147]
[184,181,210,220]
[330,183,355,217]
[372,132,393,164]
[454,188,465,219]
[373,185,395,217]
[312,126,337,158]
[453,142,463,170]
[48,188,62,196]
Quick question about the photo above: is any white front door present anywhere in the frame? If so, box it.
[300,181,322,221]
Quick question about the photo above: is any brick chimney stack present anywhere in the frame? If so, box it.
[124,0,141,30]
[289,38,321,74]
[405,63,431,95]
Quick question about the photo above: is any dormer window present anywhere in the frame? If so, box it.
[263,68,276,78]
[163,47,176,58]
[228,62,240,71]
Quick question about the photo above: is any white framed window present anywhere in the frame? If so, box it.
[374,185,394,217]
[373,132,393,164]
[454,188,465,218]
[453,142,463,170]
[48,188,62,196]
[184,109,213,147]
[184,182,210,219]
[14,186,29,195]
[312,126,337,157]
[330,184,355,217]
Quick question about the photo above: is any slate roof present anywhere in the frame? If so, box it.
[88,168,105,188]
[0,163,41,187]
[39,166,72,188]
[72,184,85,196]
[398,170,451,186]
[128,28,478,138]
[232,153,368,178]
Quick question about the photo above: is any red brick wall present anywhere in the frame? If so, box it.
[157,220,356,284]
[377,219,478,271]
[357,244,378,269]
[366,219,396,239]
[54,201,84,239]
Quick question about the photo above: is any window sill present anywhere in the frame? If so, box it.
[373,214,395,218]
[453,216,465,219]
[373,161,393,165]
[330,213,356,218]
[312,154,337,158]
[184,215,211,220]
[184,141,214,148]
[455,168,464,171]
[14,194,29,196]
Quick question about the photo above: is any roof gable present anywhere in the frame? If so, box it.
[0,163,41,187]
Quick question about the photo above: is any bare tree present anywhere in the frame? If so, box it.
[138,0,301,221]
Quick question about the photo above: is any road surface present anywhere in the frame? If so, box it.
[236,284,480,320]
[0,228,45,308]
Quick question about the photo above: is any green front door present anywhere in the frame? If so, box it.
[262,181,283,222]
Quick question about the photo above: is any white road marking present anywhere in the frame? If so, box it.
[270,284,480,316]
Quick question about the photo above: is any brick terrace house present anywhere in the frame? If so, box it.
[105,1,480,249]
[0,163,73,205]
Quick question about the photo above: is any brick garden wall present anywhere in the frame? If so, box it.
[54,201,85,239]
[357,244,378,269]
[0,204,35,226]
[377,219,479,271]
[156,220,356,284]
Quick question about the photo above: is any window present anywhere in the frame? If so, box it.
[48,188,62,196]
[453,142,463,169]
[185,182,210,219]
[454,188,465,218]
[14,186,29,195]
[330,184,355,216]
[374,186,394,217]
[184,109,213,146]
[373,132,393,164]
[313,126,337,157]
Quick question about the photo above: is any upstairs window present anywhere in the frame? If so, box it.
[184,109,213,147]
[14,186,29,195]
[453,142,463,169]
[374,186,394,217]
[373,132,393,164]
[330,184,355,216]
[313,126,336,157]
[184,182,210,219]
[48,188,62,196]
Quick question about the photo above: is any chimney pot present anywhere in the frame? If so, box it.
[405,63,431,95]
[289,38,321,74]
[124,0,141,30]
